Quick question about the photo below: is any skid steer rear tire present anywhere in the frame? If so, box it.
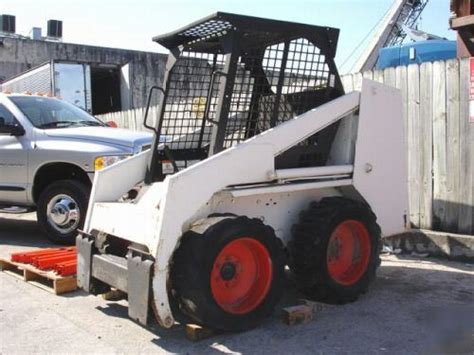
[170,216,285,332]
[288,197,381,304]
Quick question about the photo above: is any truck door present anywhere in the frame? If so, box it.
[120,63,131,111]
[0,104,28,204]
[54,63,90,112]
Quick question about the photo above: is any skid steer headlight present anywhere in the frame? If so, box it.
[94,155,130,171]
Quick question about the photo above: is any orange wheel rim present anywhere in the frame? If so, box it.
[210,237,273,314]
[327,220,371,286]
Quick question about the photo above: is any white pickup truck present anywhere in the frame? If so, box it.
[0,93,152,244]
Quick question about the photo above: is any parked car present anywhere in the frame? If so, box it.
[0,93,153,244]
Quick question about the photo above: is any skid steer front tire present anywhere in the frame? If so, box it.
[288,197,381,304]
[170,216,285,332]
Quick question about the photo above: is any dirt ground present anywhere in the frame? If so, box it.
[1,212,473,354]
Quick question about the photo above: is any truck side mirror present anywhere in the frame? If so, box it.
[10,124,25,136]
[0,117,25,136]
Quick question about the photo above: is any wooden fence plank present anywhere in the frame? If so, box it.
[341,74,354,93]
[444,59,461,232]
[407,64,421,228]
[373,69,384,83]
[432,60,448,231]
[120,110,127,129]
[353,72,364,91]
[132,109,138,131]
[150,106,158,130]
[395,65,409,133]
[363,70,373,81]
[419,62,433,229]
[136,108,142,131]
[119,111,126,128]
[383,67,396,88]
[457,58,473,234]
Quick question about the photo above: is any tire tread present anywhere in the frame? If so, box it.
[288,197,381,304]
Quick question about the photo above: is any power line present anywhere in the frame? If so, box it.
[339,4,393,73]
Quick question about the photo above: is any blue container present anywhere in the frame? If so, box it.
[376,40,457,69]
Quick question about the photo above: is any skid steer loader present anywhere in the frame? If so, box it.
[77,12,408,332]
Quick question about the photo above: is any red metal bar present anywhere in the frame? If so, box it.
[33,253,77,269]
[54,261,77,276]
[54,260,76,267]
[11,247,76,263]
[33,251,76,262]
[31,251,77,266]
[11,247,78,276]
[31,250,76,261]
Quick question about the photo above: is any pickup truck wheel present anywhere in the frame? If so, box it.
[37,180,90,245]
[170,216,285,332]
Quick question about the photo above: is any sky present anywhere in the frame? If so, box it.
[2,0,454,73]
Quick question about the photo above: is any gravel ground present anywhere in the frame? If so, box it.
[0,212,473,354]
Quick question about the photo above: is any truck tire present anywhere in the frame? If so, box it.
[288,197,381,304]
[37,180,90,245]
[170,216,285,331]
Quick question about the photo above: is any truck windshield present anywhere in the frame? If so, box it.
[9,96,105,129]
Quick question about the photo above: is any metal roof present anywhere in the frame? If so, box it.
[152,12,340,57]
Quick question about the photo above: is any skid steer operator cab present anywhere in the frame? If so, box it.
[77,12,408,333]
[145,12,344,182]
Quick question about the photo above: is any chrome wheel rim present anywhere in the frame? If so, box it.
[46,194,80,235]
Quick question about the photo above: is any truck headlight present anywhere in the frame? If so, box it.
[94,155,130,171]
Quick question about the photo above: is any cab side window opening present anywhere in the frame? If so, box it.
[0,104,18,126]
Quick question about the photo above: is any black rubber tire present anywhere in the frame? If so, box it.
[170,216,285,332]
[37,180,90,245]
[288,197,381,304]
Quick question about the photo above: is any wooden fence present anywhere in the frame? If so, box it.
[342,59,473,235]
[99,59,473,235]
[99,106,157,132]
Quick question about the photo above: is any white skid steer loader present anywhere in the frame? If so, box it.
[77,12,409,332]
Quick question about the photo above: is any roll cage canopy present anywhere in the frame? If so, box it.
[147,12,344,182]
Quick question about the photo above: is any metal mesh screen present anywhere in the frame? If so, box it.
[157,37,336,169]
[161,52,224,151]
[180,20,233,44]
[222,38,332,148]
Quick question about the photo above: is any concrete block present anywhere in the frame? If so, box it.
[384,229,474,263]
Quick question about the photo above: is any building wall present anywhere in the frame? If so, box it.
[0,36,167,108]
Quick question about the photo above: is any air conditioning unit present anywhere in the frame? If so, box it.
[31,27,42,40]
[0,15,16,34]
[47,20,62,39]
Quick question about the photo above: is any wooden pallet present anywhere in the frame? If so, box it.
[0,257,77,295]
